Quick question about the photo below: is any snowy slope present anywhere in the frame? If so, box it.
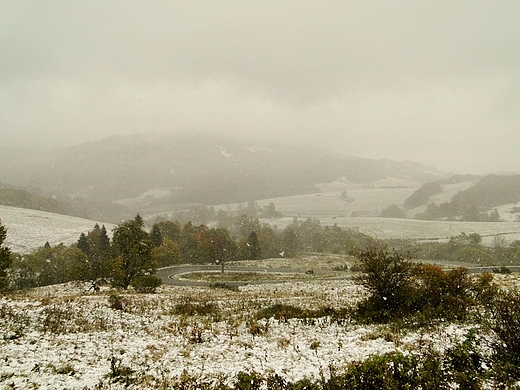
[0,205,115,254]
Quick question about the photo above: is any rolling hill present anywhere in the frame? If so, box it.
[0,205,115,254]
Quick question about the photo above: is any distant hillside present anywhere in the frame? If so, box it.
[0,132,446,219]
[0,184,73,215]
[452,175,520,209]
[0,183,128,223]
[404,174,520,221]
[403,175,480,210]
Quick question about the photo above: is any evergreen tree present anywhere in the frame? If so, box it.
[111,217,156,289]
[282,228,300,258]
[83,224,109,260]
[150,224,163,248]
[135,213,144,227]
[75,224,113,285]
[0,219,12,292]
[99,225,111,254]
[242,230,262,260]
[77,232,89,254]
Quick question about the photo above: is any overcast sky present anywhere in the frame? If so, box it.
[1,1,519,174]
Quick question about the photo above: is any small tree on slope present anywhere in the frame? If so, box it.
[0,219,12,292]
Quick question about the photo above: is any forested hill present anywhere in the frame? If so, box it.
[403,175,481,210]
[452,174,520,209]
[404,174,520,221]
[0,183,126,221]
[0,184,75,216]
[0,132,445,212]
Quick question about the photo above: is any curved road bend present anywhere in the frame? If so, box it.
[155,264,520,287]
[156,265,324,286]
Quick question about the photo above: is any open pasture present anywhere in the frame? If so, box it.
[254,187,417,218]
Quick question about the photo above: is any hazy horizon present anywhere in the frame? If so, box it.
[1,1,519,175]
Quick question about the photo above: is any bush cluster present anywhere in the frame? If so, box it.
[354,245,497,324]
[255,303,350,325]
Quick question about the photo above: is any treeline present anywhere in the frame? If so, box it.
[163,201,283,226]
[0,184,75,215]
[4,214,374,291]
[415,200,500,222]
[389,232,520,268]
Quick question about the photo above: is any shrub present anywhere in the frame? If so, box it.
[493,265,512,274]
[355,245,416,323]
[209,282,239,292]
[255,304,306,322]
[339,352,424,389]
[130,275,162,293]
[108,293,125,311]
[490,290,520,384]
[40,305,70,334]
[254,303,350,324]
[234,371,263,390]
[355,247,496,325]
[444,329,487,390]
[173,299,220,318]
[107,355,137,386]
[413,265,475,322]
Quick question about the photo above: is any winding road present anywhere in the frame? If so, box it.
[155,265,331,286]
[155,264,520,287]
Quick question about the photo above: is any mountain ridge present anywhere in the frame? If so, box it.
[0,132,447,220]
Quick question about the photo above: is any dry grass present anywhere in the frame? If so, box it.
[2,256,520,388]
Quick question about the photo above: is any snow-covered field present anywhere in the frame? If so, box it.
[235,187,417,218]
[261,216,520,245]
[0,205,115,254]
[3,274,518,389]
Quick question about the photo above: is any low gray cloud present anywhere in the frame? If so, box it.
[1,1,519,174]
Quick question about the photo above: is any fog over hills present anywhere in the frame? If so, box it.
[0,132,446,220]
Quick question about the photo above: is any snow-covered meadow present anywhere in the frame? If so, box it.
[3,273,518,389]
[0,205,115,254]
